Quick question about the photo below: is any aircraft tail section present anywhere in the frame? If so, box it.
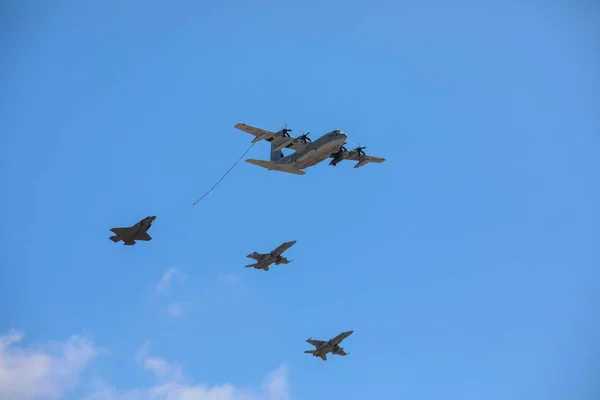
[109,235,120,243]
[247,252,263,260]
[270,141,285,162]
[245,159,306,175]
[245,263,269,271]
[304,350,316,354]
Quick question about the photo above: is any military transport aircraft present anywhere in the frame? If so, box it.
[304,330,354,361]
[244,240,297,271]
[234,123,386,175]
[109,216,156,245]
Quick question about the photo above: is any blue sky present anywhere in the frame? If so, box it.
[1,1,598,399]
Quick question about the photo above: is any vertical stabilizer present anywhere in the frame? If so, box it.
[270,141,284,161]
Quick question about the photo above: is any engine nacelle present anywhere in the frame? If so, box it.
[329,153,348,166]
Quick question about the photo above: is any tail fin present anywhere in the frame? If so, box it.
[270,141,285,162]
[304,350,316,354]
[244,263,257,268]
[109,236,120,243]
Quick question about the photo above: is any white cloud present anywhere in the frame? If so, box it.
[0,330,99,400]
[217,274,241,286]
[261,365,290,400]
[0,331,292,400]
[84,364,290,400]
[90,342,291,400]
[156,268,184,294]
[168,303,183,318]
[135,341,183,382]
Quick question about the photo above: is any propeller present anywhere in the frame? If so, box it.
[297,131,312,144]
[277,123,292,138]
[332,142,348,155]
[352,142,367,156]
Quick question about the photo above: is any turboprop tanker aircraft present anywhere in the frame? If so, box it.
[234,123,386,175]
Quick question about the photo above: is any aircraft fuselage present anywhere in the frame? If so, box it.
[280,131,347,169]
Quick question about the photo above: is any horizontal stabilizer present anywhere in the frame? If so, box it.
[246,159,306,175]
[304,350,316,354]
[109,236,120,243]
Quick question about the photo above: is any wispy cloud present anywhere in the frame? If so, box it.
[1,330,291,400]
[135,341,183,382]
[88,341,291,400]
[167,303,183,318]
[156,268,185,294]
[218,273,242,286]
[0,330,100,400]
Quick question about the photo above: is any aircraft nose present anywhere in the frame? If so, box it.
[289,240,297,246]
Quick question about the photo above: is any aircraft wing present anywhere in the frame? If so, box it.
[235,123,308,152]
[110,227,132,237]
[356,154,385,164]
[307,339,325,348]
[245,159,306,175]
[134,231,152,241]
[272,241,295,256]
[331,151,386,163]
[234,123,277,141]
[255,262,270,271]
[332,330,353,345]
[335,348,349,356]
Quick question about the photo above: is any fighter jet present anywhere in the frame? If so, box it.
[234,123,386,175]
[109,216,156,245]
[244,240,297,271]
[304,330,354,361]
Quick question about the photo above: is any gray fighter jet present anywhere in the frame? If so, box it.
[244,240,297,271]
[235,123,386,175]
[109,216,156,245]
[304,330,354,361]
